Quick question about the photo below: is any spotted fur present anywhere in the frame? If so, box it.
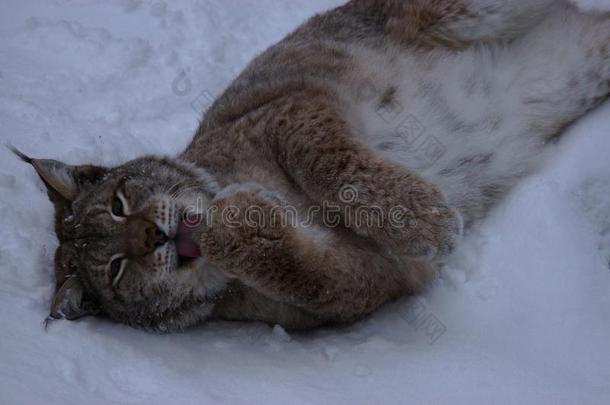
[21,0,610,331]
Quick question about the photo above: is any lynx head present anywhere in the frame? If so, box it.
[14,148,226,332]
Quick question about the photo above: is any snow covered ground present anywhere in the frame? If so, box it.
[1,1,610,403]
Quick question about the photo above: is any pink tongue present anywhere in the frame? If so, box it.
[175,215,202,258]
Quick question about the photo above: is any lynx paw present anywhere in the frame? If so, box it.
[199,186,287,263]
[396,205,463,261]
[359,184,463,261]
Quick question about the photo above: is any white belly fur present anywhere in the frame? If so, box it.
[339,4,609,223]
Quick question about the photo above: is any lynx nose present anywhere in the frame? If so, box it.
[146,225,168,248]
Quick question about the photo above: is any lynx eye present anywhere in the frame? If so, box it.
[109,256,126,286]
[111,197,124,216]
[110,190,129,219]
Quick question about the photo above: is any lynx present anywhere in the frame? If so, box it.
[15,0,610,332]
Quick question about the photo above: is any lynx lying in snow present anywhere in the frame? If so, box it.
[15,0,610,331]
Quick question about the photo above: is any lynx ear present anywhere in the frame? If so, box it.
[32,159,108,201]
[50,276,100,320]
[10,146,107,201]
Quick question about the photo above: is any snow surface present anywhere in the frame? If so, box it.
[1,1,610,404]
[572,0,610,11]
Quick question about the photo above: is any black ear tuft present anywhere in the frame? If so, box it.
[7,144,33,164]
[49,276,100,321]
[10,146,108,201]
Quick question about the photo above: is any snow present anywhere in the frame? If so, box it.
[571,0,610,11]
[1,1,610,403]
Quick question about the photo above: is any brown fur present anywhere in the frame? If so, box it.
[200,188,432,325]
[17,0,610,331]
[175,1,471,326]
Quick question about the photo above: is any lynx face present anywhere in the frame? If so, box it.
[20,151,226,332]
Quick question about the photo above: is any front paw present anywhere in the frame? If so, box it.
[393,204,463,261]
[374,186,463,261]
[199,187,287,263]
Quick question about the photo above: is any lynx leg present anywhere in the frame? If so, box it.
[199,188,432,322]
[266,95,462,261]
